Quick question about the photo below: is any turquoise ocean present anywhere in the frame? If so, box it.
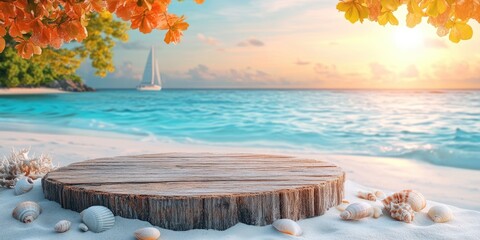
[0,90,479,170]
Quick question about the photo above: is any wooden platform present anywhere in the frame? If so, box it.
[42,153,345,230]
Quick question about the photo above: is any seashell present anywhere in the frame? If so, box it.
[79,223,89,232]
[81,206,115,233]
[336,199,350,211]
[340,202,373,220]
[382,190,426,212]
[373,206,383,219]
[388,202,415,223]
[12,201,42,223]
[272,219,302,236]
[374,190,386,199]
[428,205,453,223]
[54,220,71,233]
[14,177,34,195]
[134,227,161,240]
[358,191,377,201]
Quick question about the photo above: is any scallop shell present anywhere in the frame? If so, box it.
[340,202,373,220]
[358,191,377,201]
[81,206,115,233]
[12,201,42,223]
[382,190,426,212]
[134,227,161,240]
[374,190,386,199]
[388,202,415,223]
[373,206,383,219]
[428,205,453,223]
[14,177,34,195]
[54,220,71,233]
[336,199,350,211]
[79,223,89,232]
[272,219,302,236]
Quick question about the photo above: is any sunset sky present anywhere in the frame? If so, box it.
[80,0,480,89]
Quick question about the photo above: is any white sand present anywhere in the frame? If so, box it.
[0,88,67,95]
[1,130,479,240]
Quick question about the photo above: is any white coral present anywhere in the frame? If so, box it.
[0,147,57,188]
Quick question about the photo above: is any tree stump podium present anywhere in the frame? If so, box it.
[42,153,345,230]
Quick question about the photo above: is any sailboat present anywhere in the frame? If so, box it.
[137,47,162,91]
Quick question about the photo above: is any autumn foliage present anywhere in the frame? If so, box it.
[337,0,480,43]
[0,0,203,59]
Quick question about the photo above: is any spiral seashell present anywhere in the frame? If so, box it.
[336,199,350,211]
[272,219,302,236]
[134,227,161,240]
[374,190,386,199]
[12,201,42,223]
[358,191,377,201]
[388,202,415,223]
[340,202,373,220]
[81,206,115,233]
[373,206,383,219]
[428,205,453,223]
[79,223,89,232]
[14,177,34,195]
[382,190,426,212]
[54,220,71,233]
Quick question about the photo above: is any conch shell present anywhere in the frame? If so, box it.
[272,219,302,236]
[340,202,373,220]
[80,206,115,233]
[428,205,453,223]
[357,191,376,201]
[14,177,34,195]
[336,199,350,211]
[388,202,415,223]
[12,201,42,223]
[134,227,161,240]
[382,190,426,212]
[54,220,71,233]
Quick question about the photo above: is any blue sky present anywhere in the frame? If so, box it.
[80,0,480,89]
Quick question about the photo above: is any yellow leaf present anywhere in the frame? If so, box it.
[336,1,369,24]
[449,21,473,43]
[381,0,400,11]
[406,12,422,27]
[425,0,448,17]
[378,11,398,25]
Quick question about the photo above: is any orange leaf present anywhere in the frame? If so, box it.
[0,37,5,53]
[194,0,205,4]
[0,26,6,37]
[15,40,41,59]
[455,0,474,21]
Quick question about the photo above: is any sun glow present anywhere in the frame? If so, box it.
[393,26,425,49]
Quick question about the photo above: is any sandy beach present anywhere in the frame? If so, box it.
[0,88,67,95]
[1,129,479,239]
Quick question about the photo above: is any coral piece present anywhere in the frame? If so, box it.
[382,190,426,212]
[428,205,453,223]
[340,202,373,220]
[388,202,415,223]
[1,148,56,188]
[12,201,42,223]
[54,220,72,233]
[272,219,302,236]
[358,190,377,201]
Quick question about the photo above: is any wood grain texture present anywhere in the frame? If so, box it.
[42,153,345,230]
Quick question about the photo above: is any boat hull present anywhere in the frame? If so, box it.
[137,85,162,91]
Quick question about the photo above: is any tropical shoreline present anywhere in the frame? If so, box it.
[0,88,68,95]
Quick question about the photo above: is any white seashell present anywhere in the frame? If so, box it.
[382,190,426,212]
[336,199,350,211]
[357,191,376,201]
[428,205,453,223]
[134,227,161,240]
[54,220,71,233]
[14,177,34,195]
[388,202,415,223]
[374,190,386,199]
[79,223,89,232]
[12,201,42,223]
[340,202,373,220]
[272,219,302,236]
[373,206,383,219]
[81,206,115,233]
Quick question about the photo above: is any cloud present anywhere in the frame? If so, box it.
[314,63,338,78]
[163,65,292,88]
[117,41,150,50]
[295,59,311,66]
[237,38,265,47]
[424,38,448,49]
[197,33,220,46]
[370,62,395,81]
[78,61,143,89]
[400,64,419,78]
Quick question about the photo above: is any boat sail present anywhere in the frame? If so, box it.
[137,47,162,91]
